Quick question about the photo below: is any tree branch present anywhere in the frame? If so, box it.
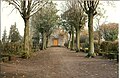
[30,1,48,17]
[8,7,16,16]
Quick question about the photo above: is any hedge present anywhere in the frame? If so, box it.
[100,40,118,53]
[2,42,24,55]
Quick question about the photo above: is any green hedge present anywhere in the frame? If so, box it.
[2,42,24,55]
[100,41,118,53]
[100,41,118,61]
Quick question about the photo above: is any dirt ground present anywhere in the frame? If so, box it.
[0,47,118,78]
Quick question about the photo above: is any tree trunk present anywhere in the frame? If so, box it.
[23,19,30,59]
[87,13,95,57]
[44,32,47,49]
[42,31,46,50]
[46,36,50,48]
[68,32,71,49]
[71,26,74,50]
[98,30,101,53]
[42,32,44,50]
[76,28,80,52]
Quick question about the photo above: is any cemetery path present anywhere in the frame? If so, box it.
[1,47,118,78]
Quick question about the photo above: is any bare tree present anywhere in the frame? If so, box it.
[65,0,86,52]
[31,2,59,50]
[78,0,99,57]
[94,6,107,53]
[3,0,48,58]
[61,9,75,50]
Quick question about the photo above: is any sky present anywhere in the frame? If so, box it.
[1,1,120,39]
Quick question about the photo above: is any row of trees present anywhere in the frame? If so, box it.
[61,0,118,57]
[3,0,49,58]
[31,1,59,50]
[2,0,59,58]
[61,0,99,57]
[63,1,86,51]
[2,0,118,58]
[2,23,22,44]
[1,23,23,56]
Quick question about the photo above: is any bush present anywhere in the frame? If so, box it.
[100,41,118,60]
[100,41,118,53]
[111,40,119,52]
[100,23,118,41]
[64,42,68,47]
[20,51,31,59]
[2,42,24,55]
[0,40,3,53]
[80,35,89,43]
[94,40,98,50]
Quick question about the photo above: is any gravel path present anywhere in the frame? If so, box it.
[0,47,118,78]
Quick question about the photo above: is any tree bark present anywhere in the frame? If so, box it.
[46,36,50,48]
[44,32,47,49]
[23,19,30,59]
[42,32,44,50]
[87,13,95,57]
[71,26,74,50]
[76,28,80,52]
[98,30,101,53]
[68,32,71,49]
[42,31,47,50]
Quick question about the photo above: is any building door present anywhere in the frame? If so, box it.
[53,39,58,46]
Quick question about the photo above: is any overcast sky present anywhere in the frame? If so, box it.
[1,1,120,39]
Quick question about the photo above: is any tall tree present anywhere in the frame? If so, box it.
[3,0,48,58]
[61,9,75,50]
[63,0,86,52]
[94,6,107,53]
[8,23,21,42]
[2,28,7,44]
[100,23,118,41]
[71,25,75,50]
[31,1,59,50]
[59,20,72,49]
[78,0,99,57]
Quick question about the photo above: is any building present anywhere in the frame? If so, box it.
[48,28,68,47]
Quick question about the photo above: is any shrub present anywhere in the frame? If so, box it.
[2,42,24,55]
[64,42,68,47]
[100,41,118,60]
[80,43,86,49]
[100,23,118,41]
[80,42,89,48]
[80,35,89,43]
[110,40,118,52]
[100,41,118,53]
[94,40,98,50]
[0,40,3,53]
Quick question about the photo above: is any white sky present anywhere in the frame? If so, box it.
[1,1,120,39]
